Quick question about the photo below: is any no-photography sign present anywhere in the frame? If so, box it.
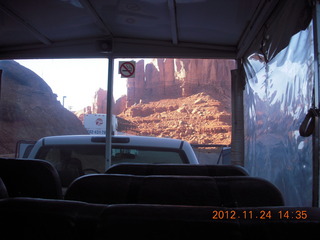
[119,61,136,78]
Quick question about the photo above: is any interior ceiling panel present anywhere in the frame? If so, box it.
[0,0,104,43]
[0,0,287,59]
[92,1,172,40]
[0,11,36,47]
[176,0,259,46]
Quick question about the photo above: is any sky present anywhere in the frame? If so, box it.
[16,58,128,111]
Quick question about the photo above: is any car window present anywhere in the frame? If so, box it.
[112,147,186,165]
[36,145,186,174]
[36,145,106,174]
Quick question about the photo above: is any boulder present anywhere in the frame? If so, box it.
[0,60,88,155]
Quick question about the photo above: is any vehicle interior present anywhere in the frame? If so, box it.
[0,0,319,239]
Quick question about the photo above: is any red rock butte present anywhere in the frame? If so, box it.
[119,58,235,145]
[126,59,235,107]
[76,58,235,145]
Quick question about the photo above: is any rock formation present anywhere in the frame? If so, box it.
[92,88,107,114]
[118,92,231,145]
[114,95,127,115]
[73,58,235,145]
[127,58,236,107]
[0,60,88,155]
[75,88,125,121]
[116,58,235,145]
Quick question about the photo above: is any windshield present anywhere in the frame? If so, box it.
[5,58,234,165]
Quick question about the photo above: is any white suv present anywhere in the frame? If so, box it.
[22,135,198,186]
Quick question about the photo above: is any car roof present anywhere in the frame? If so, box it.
[41,135,184,149]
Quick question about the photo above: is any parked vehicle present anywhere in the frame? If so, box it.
[21,135,198,186]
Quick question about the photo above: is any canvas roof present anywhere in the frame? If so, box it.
[0,0,312,59]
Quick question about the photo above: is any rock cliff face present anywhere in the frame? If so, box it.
[127,59,235,107]
[118,58,235,145]
[92,88,107,114]
[74,58,234,145]
[0,60,87,155]
[75,89,125,121]
[118,92,232,145]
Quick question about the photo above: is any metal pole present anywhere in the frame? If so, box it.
[231,66,245,166]
[312,2,320,207]
[105,55,114,171]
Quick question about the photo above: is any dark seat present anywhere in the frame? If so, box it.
[106,163,249,176]
[99,204,240,239]
[0,177,8,199]
[65,174,284,207]
[0,197,318,240]
[214,176,284,207]
[0,158,62,199]
[98,204,320,240]
[0,197,103,240]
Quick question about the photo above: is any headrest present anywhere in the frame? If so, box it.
[0,177,8,199]
[65,174,284,207]
[0,158,62,199]
[65,174,222,206]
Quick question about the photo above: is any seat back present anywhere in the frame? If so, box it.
[214,176,284,207]
[0,197,103,240]
[106,163,249,176]
[65,174,284,207]
[0,177,8,199]
[65,174,222,206]
[98,204,320,239]
[0,198,318,240]
[0,158,62,199]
